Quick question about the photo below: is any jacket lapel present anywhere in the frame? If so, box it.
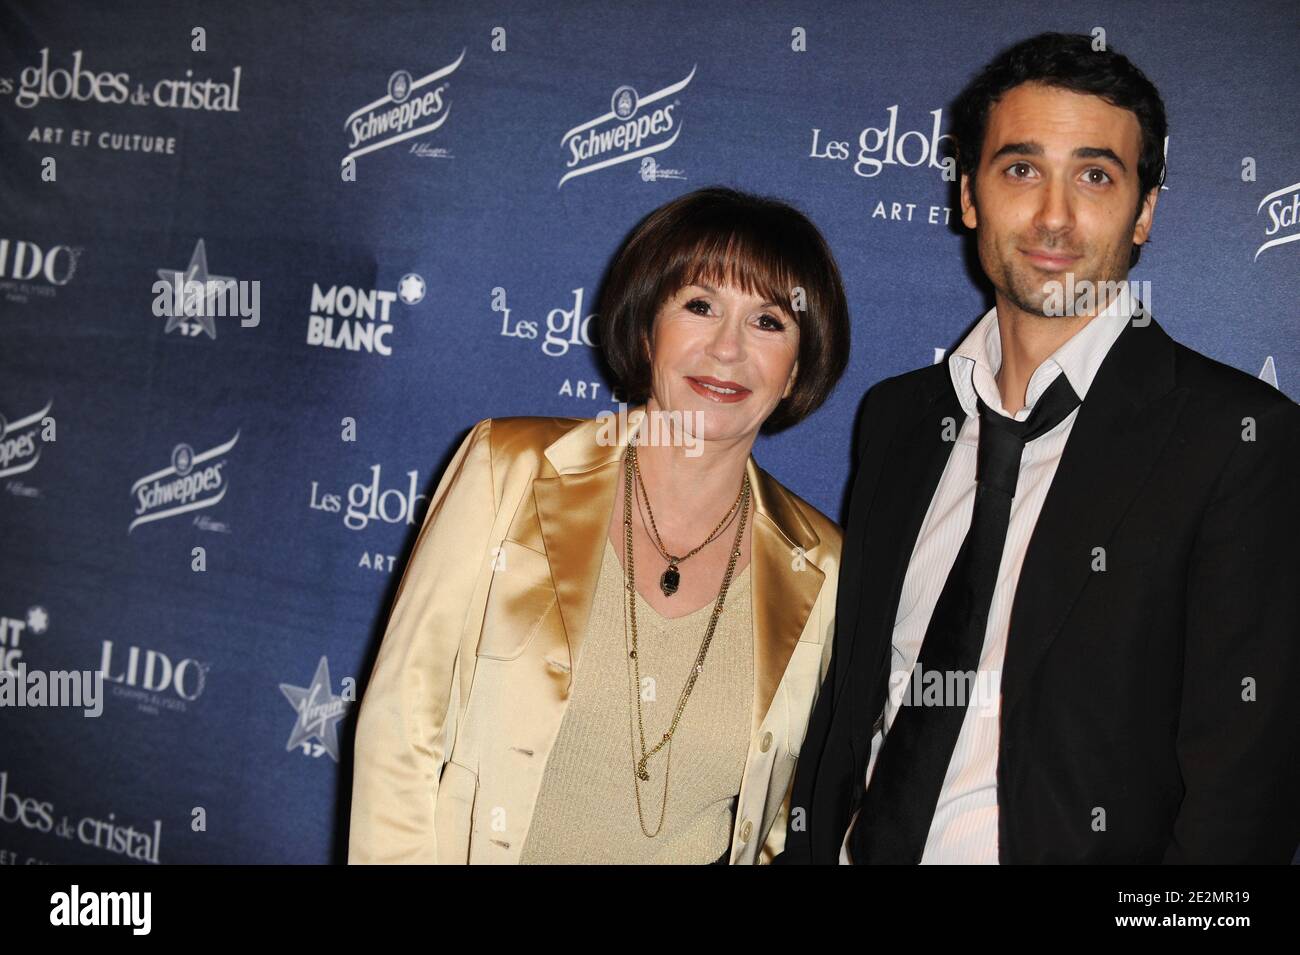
[846,372,963,761]
[746,454,825,735]
[531,405,823,737]
[1001,316,1183,719]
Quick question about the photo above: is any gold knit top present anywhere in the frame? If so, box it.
[519,536,754,864]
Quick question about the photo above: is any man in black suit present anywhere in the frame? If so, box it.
[779,32,1299,864]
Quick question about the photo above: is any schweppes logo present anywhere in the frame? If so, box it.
[129,431,239,533]
[341,50,464,169]
[558,66,695,187]
[0,400,52,478]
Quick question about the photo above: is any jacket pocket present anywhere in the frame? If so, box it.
[475,538,558,661]
[434,759,478,864]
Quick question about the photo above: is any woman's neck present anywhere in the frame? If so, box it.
[629,407,754,553]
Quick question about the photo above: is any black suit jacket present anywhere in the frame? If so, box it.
[778,316,1300,864]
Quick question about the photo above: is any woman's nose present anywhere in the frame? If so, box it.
[707,316,745,361]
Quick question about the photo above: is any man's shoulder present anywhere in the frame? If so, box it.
[878,360,952,396]
[1168,336,1297,423]
[852,361,952,442]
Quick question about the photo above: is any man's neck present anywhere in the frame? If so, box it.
[993,295,1095,415]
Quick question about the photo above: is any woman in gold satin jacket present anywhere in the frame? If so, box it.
[349,187,851,864]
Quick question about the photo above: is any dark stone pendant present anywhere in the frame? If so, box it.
[660,563,680,597]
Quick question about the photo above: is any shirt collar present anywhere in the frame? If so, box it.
[947,281,1135,421]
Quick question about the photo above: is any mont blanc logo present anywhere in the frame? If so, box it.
[0,399,52,479]
[128,430,239,533]
[0,605,49,673]
[306,277,425,356]
[1255,180,1300,261]
[341,50,464,169]
[397,272,425,304]
[558,66,695,187]
[280,656,352,762]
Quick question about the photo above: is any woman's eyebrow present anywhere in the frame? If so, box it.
[689,282,784,310]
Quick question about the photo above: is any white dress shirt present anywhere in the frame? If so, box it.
[840,284,1136,863]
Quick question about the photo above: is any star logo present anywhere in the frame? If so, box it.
[279,656,351,762]
[398,272,426,305]
[26,606,49,634]
[156,239,236,339]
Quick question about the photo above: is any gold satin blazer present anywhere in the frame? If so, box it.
[348,406,842,864]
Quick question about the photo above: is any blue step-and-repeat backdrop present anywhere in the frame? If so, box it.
[0,1,1295,863]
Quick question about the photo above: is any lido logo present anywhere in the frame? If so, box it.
[0,238,80,287]
[559,66,695,187]
[100,640,209,702]
[128,431,239,533]
[341,50,464,169]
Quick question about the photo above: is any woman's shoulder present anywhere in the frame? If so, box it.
[462,413,589,470]
[760,469,844,556]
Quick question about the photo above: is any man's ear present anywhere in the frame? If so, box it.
[1132,187,1159,247]
[960,171,978,229]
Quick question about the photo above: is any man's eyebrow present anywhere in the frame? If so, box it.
[989,141,1128,173]
[1073,146,1128,172]
[990,140,1044,161]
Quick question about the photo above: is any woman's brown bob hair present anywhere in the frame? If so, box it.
[598,186,850,433]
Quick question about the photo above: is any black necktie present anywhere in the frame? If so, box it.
[849,372,1082,863]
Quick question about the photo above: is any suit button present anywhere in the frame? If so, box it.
[740,819,753,843]
[760,731,773,752]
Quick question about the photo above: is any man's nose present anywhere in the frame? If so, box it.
[1034,175,1075,235]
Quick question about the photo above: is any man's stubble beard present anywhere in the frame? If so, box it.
[973,193,1137,319]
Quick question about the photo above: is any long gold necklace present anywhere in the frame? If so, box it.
[622,440,750,836]
[632,442,746,596]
